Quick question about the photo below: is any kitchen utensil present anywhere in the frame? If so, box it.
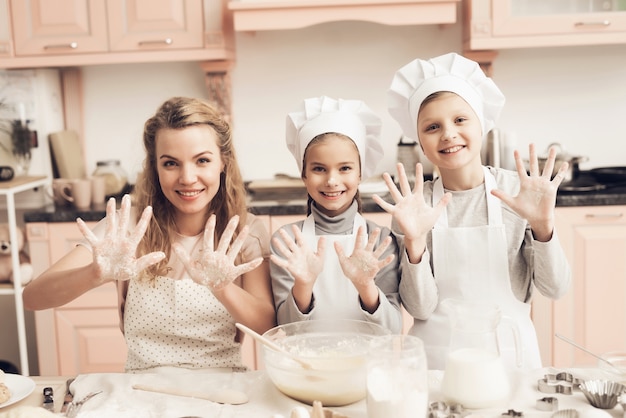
[440,298,522,409]
[261,319,390,407]
[536,142,588,182]
[132,383,248,405]
[65,390,102,418]
[42,387,54,412]
[60,378,75,414]
[555,333,623,373]
[579,379,626,409]
[49,130,86,179]
[235,322,314,370]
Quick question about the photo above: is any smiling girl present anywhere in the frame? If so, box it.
[23,97,275,372]
[270,96,402,333]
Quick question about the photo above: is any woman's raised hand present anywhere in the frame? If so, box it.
[334,226,394,286]
[173,214,263,291]
[78,194,166,283]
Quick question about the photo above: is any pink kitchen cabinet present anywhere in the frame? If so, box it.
[25,221,126,376]
[464,0,626,51]
[3,0,234,68]
[531,205,626,368]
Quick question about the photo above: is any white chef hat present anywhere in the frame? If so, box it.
[387,52,505,142]
[286,96,384,179]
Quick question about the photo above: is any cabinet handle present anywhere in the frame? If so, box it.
[138,38,173,46]
[574,20,611,27]
[44,42,78,50]
[584,212,624,219]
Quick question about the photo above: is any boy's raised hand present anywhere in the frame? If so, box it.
[372,162,450,263]
[491,143,568,242]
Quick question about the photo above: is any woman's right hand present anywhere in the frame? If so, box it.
[78,194,165,283]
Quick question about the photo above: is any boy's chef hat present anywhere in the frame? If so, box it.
[387,52,505,141]
[286,96,384,179]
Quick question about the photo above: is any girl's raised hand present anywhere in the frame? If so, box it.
[491,143,568,241]
[173,214,262,291]
[335,226,394,286]
[270,224,325,287]
[78,194,166,283]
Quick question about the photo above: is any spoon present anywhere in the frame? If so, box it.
[235,322,315,370]
[555,333,623,373]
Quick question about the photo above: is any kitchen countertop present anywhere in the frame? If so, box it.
[22,176,626,224]
[2,367,625,417]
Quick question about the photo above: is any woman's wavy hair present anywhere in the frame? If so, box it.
[133,97,248,280]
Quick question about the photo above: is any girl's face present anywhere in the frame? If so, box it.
[302,135,361,217]
[417,92,483,172]
[156,125,224,226]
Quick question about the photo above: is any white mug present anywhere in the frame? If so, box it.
[62,179,92,209]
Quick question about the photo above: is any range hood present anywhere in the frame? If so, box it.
[228,0,461,32]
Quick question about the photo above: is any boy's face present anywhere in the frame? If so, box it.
[416,92,483,172]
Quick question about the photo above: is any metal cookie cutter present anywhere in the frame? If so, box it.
[538,371,582,395]
[536,396,559,411]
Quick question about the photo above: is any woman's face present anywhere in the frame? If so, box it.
[156,125,224,225]
[417,92,483,172]
[302,135,361,217]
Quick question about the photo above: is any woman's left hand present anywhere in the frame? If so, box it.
[173,214,262,291]
[334,226,394,287]
[491,143,569,241]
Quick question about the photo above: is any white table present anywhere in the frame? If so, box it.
[3,367,626,417]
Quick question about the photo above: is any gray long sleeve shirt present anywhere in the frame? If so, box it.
[270,200,403,333]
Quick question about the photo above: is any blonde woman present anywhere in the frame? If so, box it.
[23,97,275,372]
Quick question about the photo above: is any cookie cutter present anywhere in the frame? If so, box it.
[538,371,582,395]
[536,396,559,411]
[501,409,523,417]
[428,401,467,418]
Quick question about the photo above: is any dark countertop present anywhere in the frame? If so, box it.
[22,170,626,223]
[22,188,626,223]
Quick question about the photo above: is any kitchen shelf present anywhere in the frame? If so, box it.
[0,175,49,376]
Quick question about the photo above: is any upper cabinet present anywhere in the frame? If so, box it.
[227,0,461,32]
[0,0,234,68]
[464,0,626,51]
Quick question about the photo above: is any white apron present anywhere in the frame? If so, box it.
[412,167,542,370]
[301,213,367,320]
[124,235,243,372]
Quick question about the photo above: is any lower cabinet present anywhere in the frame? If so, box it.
[26,221,126,376]
[532,205,626,368]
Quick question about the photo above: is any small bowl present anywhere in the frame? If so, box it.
[261,319,390,406]
[599,351,626,382]
[579,379,626,409]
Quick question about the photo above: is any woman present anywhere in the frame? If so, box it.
[23,97,276,372]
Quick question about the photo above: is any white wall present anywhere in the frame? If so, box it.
[81,20,626,183]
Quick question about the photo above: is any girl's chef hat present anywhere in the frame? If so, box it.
[286,96,384,179]
[387,52,505,142]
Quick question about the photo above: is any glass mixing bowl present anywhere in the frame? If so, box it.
[261,319,390,406]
